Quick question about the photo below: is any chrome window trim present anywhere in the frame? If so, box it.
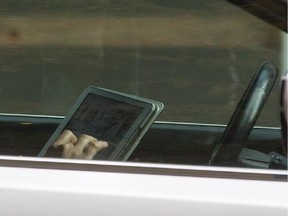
[0,113,281,130]
[0,113,65,119]
[156,121,281,130]
[0,155,286,182]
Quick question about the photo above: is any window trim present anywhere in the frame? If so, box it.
[0,155,286,182]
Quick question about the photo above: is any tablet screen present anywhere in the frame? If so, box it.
[64,93,143,159]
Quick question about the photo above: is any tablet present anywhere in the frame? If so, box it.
[38,86,164,160]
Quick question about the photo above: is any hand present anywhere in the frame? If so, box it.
[46,130,108,160]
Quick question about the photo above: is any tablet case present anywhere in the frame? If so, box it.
[38,86,164,161]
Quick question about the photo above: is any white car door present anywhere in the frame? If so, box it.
[0,156,287,216]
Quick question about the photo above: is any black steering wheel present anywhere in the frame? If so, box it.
[209,62,278,166]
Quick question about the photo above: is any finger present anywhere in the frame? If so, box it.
[45,142,74,158]
[83,141,109,160]
[73,134,98,154]
[91,140,109,151]
[83,144,98,160]
[53,130,77,147]
[61,143,75,158]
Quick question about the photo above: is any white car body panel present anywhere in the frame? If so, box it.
[0,156,287,216]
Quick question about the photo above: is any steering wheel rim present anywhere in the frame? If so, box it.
[209,62,278,166]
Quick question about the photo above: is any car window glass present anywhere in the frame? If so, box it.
[0,0,286,169]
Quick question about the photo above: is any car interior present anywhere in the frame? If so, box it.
[0,61,286,170]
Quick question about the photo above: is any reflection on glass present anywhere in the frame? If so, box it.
[0,0,284,126]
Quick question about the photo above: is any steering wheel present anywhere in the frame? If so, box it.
[209,62,278,166]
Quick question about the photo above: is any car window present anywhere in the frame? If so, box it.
[0,0,287,169]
